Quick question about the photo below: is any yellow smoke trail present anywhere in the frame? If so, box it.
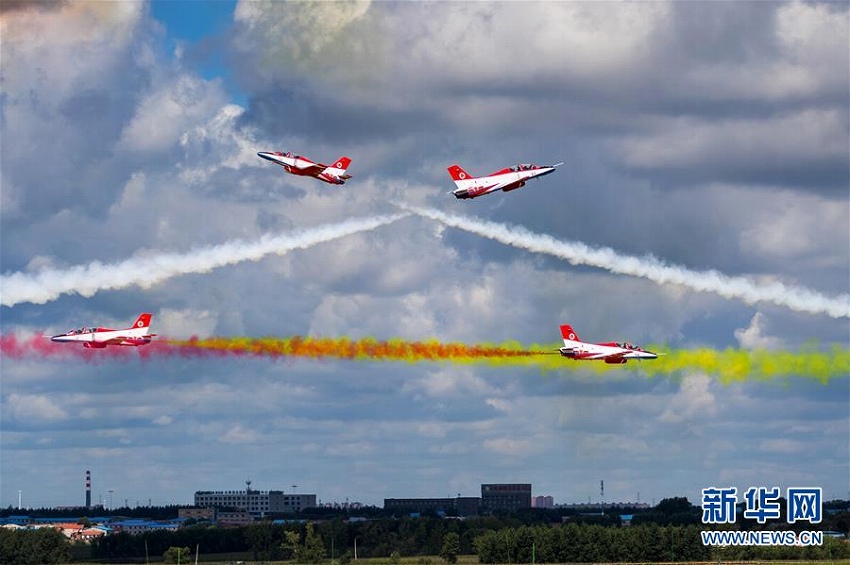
[521,343,849,384]
[645,344,849,385]
[166,336,849,383]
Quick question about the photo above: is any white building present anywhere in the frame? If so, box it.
[194,487,317,517]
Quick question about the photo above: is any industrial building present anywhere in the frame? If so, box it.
[194,484,317,518]
[480,484,532,512]
[384,483,532,516]
[384,496,481,517]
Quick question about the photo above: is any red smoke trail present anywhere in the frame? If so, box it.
[0,334,184,361]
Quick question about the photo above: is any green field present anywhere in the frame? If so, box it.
[70,559,850,565]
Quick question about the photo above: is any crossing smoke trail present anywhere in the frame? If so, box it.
[399,204,850,319]
[1,334,846,383]
[0,213,409,307]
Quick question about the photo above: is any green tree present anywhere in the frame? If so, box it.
[244,523,275,561]
[302,523,327,564]
[437,531,457,563]
[162,546,191,564]
[281,530,300,560]
[283,523,326,564]
[0,528,71,565]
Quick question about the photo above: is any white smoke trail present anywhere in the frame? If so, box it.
[1,214,409,307]
[402,204,850,319]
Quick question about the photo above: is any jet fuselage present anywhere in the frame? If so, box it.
[258,151,352,185]
[558,324,658,364]
[448,163,560,199]
[50,313,155,348]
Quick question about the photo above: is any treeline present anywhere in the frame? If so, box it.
[0,504,186,520]
[474,523,850,563]
[0,528,71,565]
[91,526,248,560]
[90,514,850,562]
[7,519,849,564]
[475,524,709,563]
[90,516,472,561]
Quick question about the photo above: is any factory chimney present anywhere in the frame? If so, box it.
[86,470,91,508]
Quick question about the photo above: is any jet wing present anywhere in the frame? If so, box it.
[601,351,629,362]
[294,163,326,174]
[101,336,130,346]
[122,338,155,346]
[101,335,156,346]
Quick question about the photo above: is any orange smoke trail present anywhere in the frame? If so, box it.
[168,336,541,364]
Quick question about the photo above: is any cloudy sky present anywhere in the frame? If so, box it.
[1,1,848,510]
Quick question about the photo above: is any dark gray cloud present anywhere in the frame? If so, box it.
[0,0,67,14]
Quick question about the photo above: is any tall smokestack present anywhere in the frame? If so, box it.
[86,470,91,508]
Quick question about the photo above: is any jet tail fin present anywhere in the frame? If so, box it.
[132,313,153,333]
[447,165,473,186]
[329,157,351,172]
[560,324,581,343]
[323,157,353,180]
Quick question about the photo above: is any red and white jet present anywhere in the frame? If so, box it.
[257,151,353,185]
[50,313,157,349]
[558,324,659,364]
[447,161,561,199]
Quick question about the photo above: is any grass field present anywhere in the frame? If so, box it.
[70,558,850,565]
